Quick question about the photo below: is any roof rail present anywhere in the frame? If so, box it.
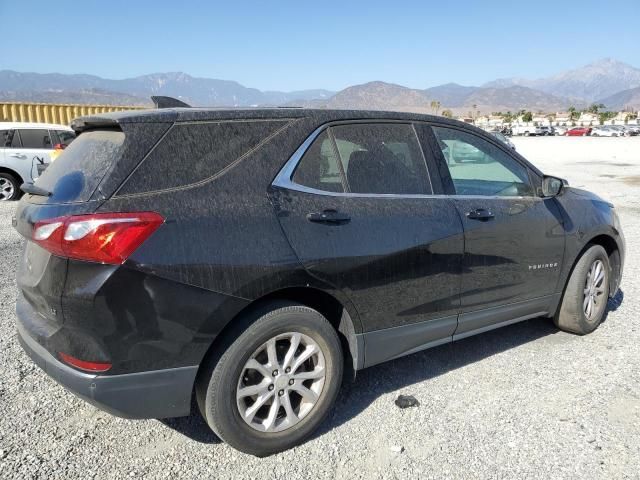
[151,96,191,109]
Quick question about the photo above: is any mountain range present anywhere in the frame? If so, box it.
[1,58,639,114]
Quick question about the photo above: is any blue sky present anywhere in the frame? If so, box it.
[2,0,638,91]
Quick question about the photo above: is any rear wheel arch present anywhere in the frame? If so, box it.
[195,287,361,391]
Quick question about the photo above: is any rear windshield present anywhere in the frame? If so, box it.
[35,130,125,203]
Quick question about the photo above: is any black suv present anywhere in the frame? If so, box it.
[15,108,625,456]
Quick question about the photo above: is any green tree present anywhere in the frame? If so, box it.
[598,111,617,125]
[587,103,606,114]
[522,111,533,122]
[503,111,514,123]
[441,109,453,118]
[568,106,579,121]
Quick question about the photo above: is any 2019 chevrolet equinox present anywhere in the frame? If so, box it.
[14,108,625,456]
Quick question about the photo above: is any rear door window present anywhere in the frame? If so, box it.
[331,123,432,195]
[18,129,52,149]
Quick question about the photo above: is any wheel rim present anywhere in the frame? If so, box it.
[583,259,607,321]
[236,332,326,433]
[0,177,15,201]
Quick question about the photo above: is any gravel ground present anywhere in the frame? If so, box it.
[1,136,639,479]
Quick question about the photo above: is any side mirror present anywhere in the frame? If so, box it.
[541,175,566,197]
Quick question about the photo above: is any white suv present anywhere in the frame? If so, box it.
[0,122,75,201]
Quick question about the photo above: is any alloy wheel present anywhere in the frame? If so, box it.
[583,259,606,321]
[0,177,15,201]
[236,332,326,433]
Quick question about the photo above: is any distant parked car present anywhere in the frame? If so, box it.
[0,122,75,201]
[490,131,516,150]
[539,126,554,136]
[621,125,639,136]
[591,126,619,137]
[555,126,568,136]
[566,127,591,137]
[512,125,543,136]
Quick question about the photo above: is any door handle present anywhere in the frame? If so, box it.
[307,209,351,225]
[9,153,26,159]
[466,208,495,221]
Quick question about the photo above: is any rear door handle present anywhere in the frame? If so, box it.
[307,209,351,225]
[466,208,495,221]
[10,153,26,159]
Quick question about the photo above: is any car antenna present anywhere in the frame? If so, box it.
[151,96,191,108]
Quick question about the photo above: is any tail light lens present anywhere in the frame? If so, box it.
[53,143,67,150]
[32,212,164,265]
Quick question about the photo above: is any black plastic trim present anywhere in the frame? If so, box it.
[17,323,197,419]
[362,315,457,368]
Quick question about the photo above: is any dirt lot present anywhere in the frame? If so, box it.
[0,136,639,479]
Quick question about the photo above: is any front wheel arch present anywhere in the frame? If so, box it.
[0,168,24,200]
[558,234,621,310]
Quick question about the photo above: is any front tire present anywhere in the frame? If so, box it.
[0,173,20,201]
[554,245,610,335]
[196,302,343,456]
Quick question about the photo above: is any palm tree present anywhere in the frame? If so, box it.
[568,106,579,121]
[430,100,441,115]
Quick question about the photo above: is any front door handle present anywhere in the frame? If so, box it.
[466,208,495,221]
[10,153,27,159]
[307,209,351,225]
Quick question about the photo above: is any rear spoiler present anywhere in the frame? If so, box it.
[70,97,188,133]
[151,96,191,108]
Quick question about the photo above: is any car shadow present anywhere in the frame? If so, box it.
[159,399,222,444]
[160,290,624,447]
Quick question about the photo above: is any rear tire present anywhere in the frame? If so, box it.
[196,301,343,456]
[554,245,610,335]
[0,173,20,201]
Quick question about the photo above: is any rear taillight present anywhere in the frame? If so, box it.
[53,143,67,150]
[59,352,112,372]
[32,212,164,265]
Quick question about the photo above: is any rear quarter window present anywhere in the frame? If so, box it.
[117,120,289,195]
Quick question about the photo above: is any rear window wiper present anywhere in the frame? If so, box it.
[20,183,52,197]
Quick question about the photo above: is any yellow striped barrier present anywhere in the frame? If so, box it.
[0,102,148,126]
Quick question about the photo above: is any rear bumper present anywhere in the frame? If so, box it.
[17,320,198,419]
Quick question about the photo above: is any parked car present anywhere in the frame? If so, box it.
[591,126,619,137]
[620,125,639,136]
[566,127,592,136]
[512,125,544,136]
[625,124,640,135]
[15,108,625,456]
[555,126,568,136]
[538,126,554,136]
[0,122,75,201]
[490,130,516,149]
